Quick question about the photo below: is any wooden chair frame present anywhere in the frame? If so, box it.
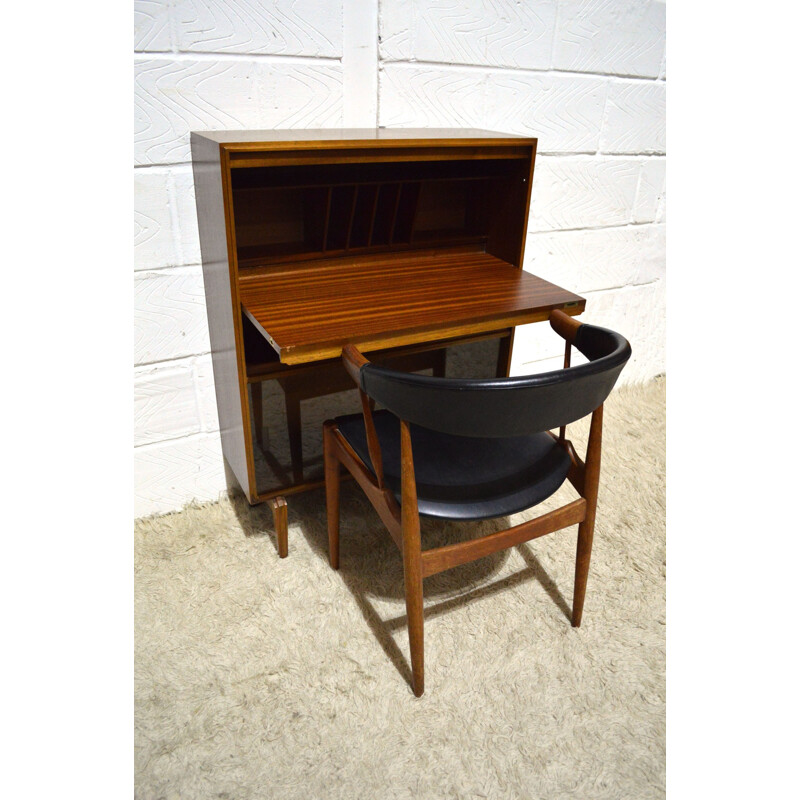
[323,312,604,697]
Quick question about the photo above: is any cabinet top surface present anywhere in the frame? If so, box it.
[191,128,535,147]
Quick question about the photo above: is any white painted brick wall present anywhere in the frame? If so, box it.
[380,67,608,152]
[524,224,666,294]
[552,0,666,77]
[134,167,200,269]
[134,267,211,364]
[135,59,344,165]
[528,156,643,232]
[134,434,227,516]
[380,0,558,69]
[133,0,666,517]
[601,80,666,154]
[172,0,343,57]
[134,355,219,447]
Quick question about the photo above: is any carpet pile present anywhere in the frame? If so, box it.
[135,377,665,799]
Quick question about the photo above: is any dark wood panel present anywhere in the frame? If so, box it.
[239,248,584,364]
[227,152,530,268]
[229,158,522,190]
[227,146,530,168]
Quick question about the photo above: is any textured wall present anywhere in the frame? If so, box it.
[134,0,666,517]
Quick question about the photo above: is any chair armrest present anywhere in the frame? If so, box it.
[342,344,369,387]
[549,309,582,345]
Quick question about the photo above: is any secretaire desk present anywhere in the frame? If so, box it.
[190,129,585,556]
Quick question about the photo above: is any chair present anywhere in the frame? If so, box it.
[251,349,446,485]
[323,310,631,696]
[243,314,447,488]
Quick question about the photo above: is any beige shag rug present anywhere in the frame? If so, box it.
[135,377,665,799]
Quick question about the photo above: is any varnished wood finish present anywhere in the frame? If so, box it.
[342,342,369,384]
[192,129,585,519]
[240,249,584,364]
[329,427,402,549]
[400,419,425,698]
[200,129,537,170]
[323,422,341,570]
[247,330,501,385]
[559,334,572,441]
[268,496,288,558]
[254,480,326,504]
[358,388,385,489]
[420,499,587,578]
[572,404,604,628]
[550,307,582,344]
[258,346,447,484]
[323,330,608,695]
[228,145,532,169]
[559,436,586,496]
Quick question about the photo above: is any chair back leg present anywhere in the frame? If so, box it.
[572,404,603,627]
[400,419,425,696]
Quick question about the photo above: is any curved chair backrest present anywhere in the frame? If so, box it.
[357,318,632,438]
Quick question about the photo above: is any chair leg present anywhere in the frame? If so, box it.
[572,404,603,627]
[403,536,424,697]
[323,422,341,570]
[400,419,424,697]
[571,519,594,627]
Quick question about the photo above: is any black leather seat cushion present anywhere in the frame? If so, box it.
[335,410,571,521]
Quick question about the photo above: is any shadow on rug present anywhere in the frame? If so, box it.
[135,377,665,799]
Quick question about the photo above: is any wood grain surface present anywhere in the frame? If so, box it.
[239,247,584,363]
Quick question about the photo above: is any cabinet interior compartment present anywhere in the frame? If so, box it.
[230,156,528,269]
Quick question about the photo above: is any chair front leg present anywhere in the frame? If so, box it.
[400,419,425,697]
[572,404,603,627]
[572,520,594,628]
[323,421,341,570]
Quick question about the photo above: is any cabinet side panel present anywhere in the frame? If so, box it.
[191,134,250,498]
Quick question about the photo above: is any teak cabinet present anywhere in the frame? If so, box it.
[190,129,584,513]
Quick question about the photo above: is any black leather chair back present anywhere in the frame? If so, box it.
[359,321,632,437]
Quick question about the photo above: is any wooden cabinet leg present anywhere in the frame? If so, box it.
[268,497,288,558]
